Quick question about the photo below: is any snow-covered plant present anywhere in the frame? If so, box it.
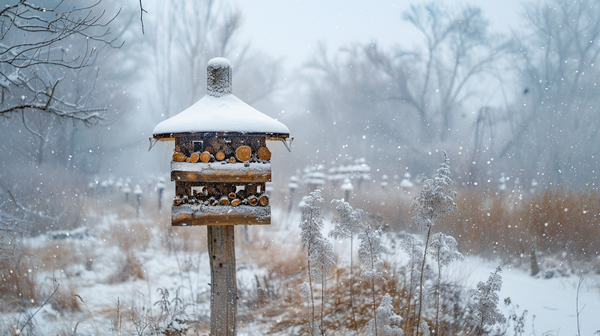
[358,226,385,281]
[399,233,424,327]
[411,151,457,336]
[358,226,385,335]
[428,233,463,267]
[153,287,189,336]
[428,232,464,334]
[299,189,335,336]
[411,151,457,231]
[300,282,320,336]
[330,199,365,239]
[329,199,364,332]
[469,266,507,336]
[364,293,404,336]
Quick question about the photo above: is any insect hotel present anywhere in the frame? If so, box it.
[151,57,290,335]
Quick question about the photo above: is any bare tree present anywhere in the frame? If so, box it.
[366,3,508,144]
[0,1,121,125]
[496,0,600,187]
[147,0,283,124]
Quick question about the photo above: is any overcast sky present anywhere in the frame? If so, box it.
[232,0,524,70]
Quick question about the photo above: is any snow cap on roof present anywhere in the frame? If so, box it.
[152,57,289,137]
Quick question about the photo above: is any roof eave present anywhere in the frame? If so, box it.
[153,131,290,142]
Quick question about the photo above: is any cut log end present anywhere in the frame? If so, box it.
[230,157,236,164]
[236,145,252,161]
[200,151,211,163]
[219,195,230,206]
[259,195,269,206]
[247,195,258,206]
[228,192,237,199]
[173,197,182,206]
[215,151,226,161]
[186,157,191,163]
[231,199,241,207]
[173,152,187,162]
[258,147,271,161]
[190,152,200,163]
[204,146,215,154]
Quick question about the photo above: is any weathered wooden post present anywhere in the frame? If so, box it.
[341,177,353,202]
[151,58,290,335]
[134,184,142,217]
[156,177,165,212]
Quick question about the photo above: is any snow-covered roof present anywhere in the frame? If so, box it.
[153,57,289,138]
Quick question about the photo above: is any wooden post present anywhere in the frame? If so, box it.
[207,225,237,335]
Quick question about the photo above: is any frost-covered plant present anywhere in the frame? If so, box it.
[428,233,463,268]
[469,266,507,336]
[329,199,364,332]
[359,226,385,336]
[358,226,385,281]
[411,151,457,231]
[399,233,423,327]
[299,190,334,336]
[428,232,464,334]
[300,282,321,336]
[330,199,365,240]
[153,287,189,336]
[364,293,404,336]
[411,151,457,335]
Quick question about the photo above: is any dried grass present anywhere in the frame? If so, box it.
[345,186,600,272]
[107,252,146,284]
[261,261,476,335]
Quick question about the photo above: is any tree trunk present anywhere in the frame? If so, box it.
[207,225,237,335]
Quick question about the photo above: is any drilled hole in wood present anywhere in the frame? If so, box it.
[213,255,216,259]
[219,263,223,267]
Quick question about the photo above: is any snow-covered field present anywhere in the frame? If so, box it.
[458,258,600,336]
[4,205,599,335]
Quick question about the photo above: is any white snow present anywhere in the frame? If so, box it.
[172,204,270,218]
[171,161,271,173]
[153,93,289,135]
[208,57,231,67]
[454,257,600,336]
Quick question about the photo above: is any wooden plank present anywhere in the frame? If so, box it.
[172,213,270,226]
[207,225,237,335]
[171,170,271,183]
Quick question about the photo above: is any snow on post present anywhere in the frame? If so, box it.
[207,57,232,98]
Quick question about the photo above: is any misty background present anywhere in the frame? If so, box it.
[2,0,599,232]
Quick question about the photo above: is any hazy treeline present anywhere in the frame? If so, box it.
[1,0,599,235]
[296,0,600,190]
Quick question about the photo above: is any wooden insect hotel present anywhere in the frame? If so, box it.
[152,58,290,226]
[151,57,290,335]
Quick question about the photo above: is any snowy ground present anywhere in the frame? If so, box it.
[459,258,600,336]
[4,206,600,335]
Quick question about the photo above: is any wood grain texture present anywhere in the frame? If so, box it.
[208,225,237,335]
[171,170,271,183]
[171,213,270,226]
